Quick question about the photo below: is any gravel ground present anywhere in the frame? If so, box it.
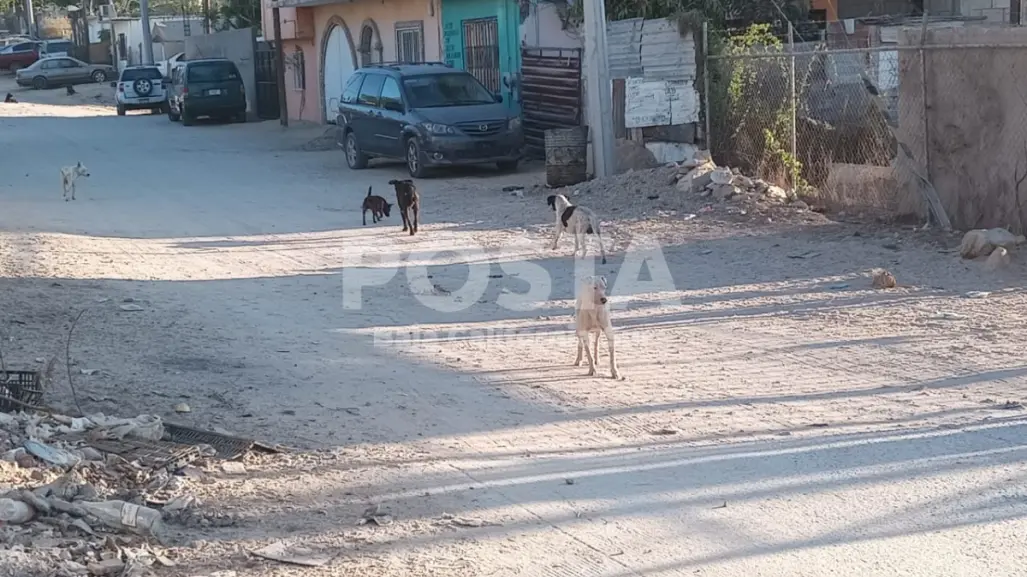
[2,75,1027,577]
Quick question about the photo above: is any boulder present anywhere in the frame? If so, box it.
[709,183,740,201]
[960,228,1027,259]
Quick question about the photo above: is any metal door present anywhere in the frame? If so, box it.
[254,41,279,120]
[462,17,500,93]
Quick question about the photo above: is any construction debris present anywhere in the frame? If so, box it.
[0,408,275,577]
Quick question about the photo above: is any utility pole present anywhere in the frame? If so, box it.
[202,0,210,34]
[272,6,289,126]
[23,0,35,38]
[582,0,615,178]
[140,0,153,64]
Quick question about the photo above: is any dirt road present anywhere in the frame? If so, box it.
[2,77,1027,577]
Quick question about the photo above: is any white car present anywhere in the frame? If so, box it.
[112,65,169,116]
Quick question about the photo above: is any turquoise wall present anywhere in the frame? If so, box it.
[440,0,521,114]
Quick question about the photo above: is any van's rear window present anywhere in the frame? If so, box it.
[187,62,240,83]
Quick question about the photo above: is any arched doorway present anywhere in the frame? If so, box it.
[320,18,357,123]
[358,20,383,67]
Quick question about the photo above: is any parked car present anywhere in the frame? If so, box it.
[335,62,523,178]
[38,39,73,58]
[0,41,39,72]
[112,65,169,116]
[15,56,114,89]
[167,58,246,126]
[157,51,185,77]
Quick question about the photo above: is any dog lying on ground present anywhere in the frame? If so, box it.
[574,275,621,379]
[388,179,420,236]
[547,194,607,264]
[60,162,90,201]
[361,185,392,226]
[4,93,16,103]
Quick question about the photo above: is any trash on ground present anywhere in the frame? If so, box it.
[250,541,332,567]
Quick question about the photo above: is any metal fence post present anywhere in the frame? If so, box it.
[702,21,712,153]
[788,21,798,194]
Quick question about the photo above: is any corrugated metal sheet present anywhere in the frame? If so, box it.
[639,19,695,81]
[606,18,643,78]
[605,17,697,82]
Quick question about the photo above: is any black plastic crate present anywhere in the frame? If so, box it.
[0,370,43,412]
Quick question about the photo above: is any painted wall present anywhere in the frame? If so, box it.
[262,0,443,123]
[440,0,521,113]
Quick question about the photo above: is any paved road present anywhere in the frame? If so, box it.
[1,80,1026,577]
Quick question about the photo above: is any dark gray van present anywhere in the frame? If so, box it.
[335,62,523,178]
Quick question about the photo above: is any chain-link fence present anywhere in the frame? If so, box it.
[705,25,909,217]
[704,23,1027,230]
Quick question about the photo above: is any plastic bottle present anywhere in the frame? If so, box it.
[0,498,34,524]
[76,500,165,536]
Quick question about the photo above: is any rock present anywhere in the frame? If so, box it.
[732,174,754,189]
[173,403,191,413]
[86,558,124,576]
[709,167,733,185]
[676,163,716,194]
[764,185,789,202]
[960,228,1026,259]
[871,269,897,289]
[752,179,770,194]
[709,183,740,201]
[986,246,1010,270]
[118,304,144,312]
[790,200,810,210]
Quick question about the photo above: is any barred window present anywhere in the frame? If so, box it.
[395,21,424,63]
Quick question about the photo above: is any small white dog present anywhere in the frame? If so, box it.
[574,275,621,380]
[547,194,608,264]
[60,162,90,201]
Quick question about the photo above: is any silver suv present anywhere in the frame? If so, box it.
[112,65,168,116]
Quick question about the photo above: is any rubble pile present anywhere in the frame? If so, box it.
[672,151,804,209]
[529,150,826,229]
[0,409,247,577]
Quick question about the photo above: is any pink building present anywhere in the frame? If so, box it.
[262,0,443,123]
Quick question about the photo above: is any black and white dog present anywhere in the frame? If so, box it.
[546,194,607,264]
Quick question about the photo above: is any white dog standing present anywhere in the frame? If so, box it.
[60,162,89,201]
[547,194,608,264]
[574,275,621,379]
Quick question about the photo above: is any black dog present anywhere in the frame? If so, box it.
[361,185,392,225]
[388,179,420,236]
[4,93,16,103]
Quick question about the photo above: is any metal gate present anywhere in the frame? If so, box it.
[520,47,583,158]
[254,41,280,121]
[462,17,500,93]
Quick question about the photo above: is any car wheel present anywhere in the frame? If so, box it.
[345,130,368,170]
[234,110,246,123]
[32,76,46,90]
[116,104,126,116]
[182,108,195,126]
[406,137,428,178]
[497,159,519,172]
[91,70,107,83]
[160,102,170,115]
[167,102,180,122]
